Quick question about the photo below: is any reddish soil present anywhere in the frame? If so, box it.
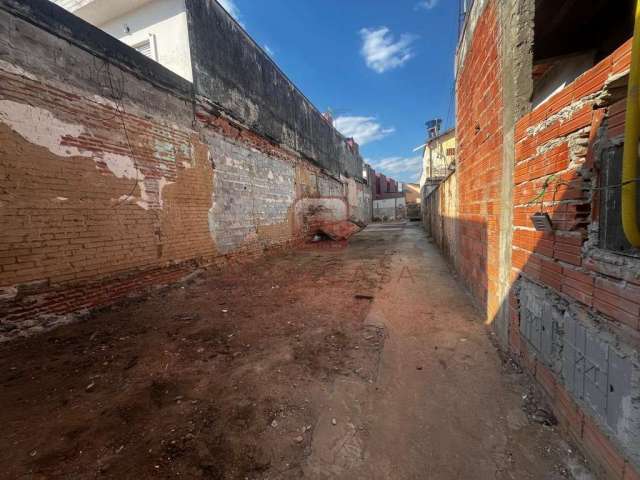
[0,224,592,480]
[0,232,394,479]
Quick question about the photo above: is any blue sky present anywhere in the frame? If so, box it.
[219,0,459,184]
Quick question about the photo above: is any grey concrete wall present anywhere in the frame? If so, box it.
[0,0,193,104]
[346,177,372,225]
[204,130,297,255]
[495,0,534,347]
[0,0,193,124]
[184,0,363,181]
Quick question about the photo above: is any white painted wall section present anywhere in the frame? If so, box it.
[50,0,193,82]
[99,0,193,82]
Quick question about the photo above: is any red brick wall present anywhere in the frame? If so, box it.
[0,61,218,333]
[511,39,640,479]
[0,57,359,337]
[453,2,640,476]
[512,39,637,343]
[455,0,504,318]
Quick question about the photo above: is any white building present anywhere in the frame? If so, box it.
[50,0,193,82]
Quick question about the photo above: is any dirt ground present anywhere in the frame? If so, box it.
[0,223,593,479]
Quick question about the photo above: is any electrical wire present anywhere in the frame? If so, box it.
[591,177,640,190]
[445,83,455,131]
[103,62,141,209]
[525,175,640,208]
[524,174,558,207]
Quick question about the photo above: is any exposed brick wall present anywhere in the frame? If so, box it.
[455,0,504,317]
[0,67,213,277]
[438,1,640,477]
[512,39,637,338]
[511,39,640,478]
[0,6,371,340]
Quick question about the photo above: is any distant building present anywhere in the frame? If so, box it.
[372,172,405,221]
[404,182,420,204]
[404,183,421,220]
[419,127,456,197]
[50,0,193,81]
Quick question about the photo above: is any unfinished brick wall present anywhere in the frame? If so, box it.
[0,4,369,340]
[511,39,640,479]
[430,1,640,476]
[455,0,504,318]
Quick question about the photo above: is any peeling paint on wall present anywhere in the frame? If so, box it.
[0,1,372,342]
[0,99,85,157]
[0,98,176,210]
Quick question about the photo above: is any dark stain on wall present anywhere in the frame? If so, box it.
[184,0,363,180]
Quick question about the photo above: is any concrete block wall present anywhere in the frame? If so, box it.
[0,1,370,340]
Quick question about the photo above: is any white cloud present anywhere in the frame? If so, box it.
[368,155,423,182]
[334,116,395,145]
[218,0,242,24]
[416,0,438,10]
[263,44,275,57]
[359,27,418,73]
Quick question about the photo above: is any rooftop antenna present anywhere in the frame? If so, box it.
[425,118,442,139]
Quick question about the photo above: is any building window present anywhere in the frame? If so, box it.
[598,96,640,257]
[599,144,640,256]
[131,35,157,61]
